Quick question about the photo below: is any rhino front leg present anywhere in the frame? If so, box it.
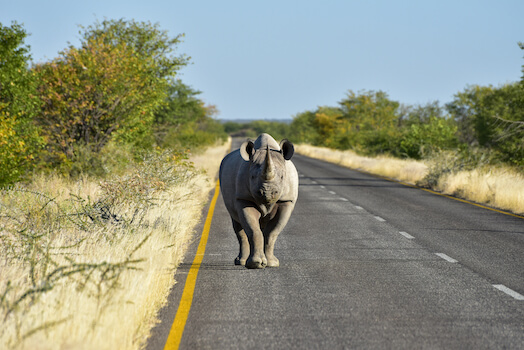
[238,202,267,269]
[263,202,295,267]
[232,220,249,266]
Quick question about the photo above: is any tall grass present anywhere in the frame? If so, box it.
[295,144,524,215]
[424,151,524,214]
[0,140,230,349]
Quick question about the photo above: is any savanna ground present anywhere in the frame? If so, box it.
[0,139,230,350]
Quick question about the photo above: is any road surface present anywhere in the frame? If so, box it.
[147,139,524,349]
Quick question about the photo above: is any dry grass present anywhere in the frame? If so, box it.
[296,144,428,185]
[0,140,231,350]
[295,144,524,215]
[437,167,524,215]
[191,137,232,180]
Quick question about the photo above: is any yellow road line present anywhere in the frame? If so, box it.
[163,180,220,350]
[418,187,524,219]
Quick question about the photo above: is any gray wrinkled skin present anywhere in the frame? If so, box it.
[219,133,299,269]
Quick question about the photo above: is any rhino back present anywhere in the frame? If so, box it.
[253,133,280,150]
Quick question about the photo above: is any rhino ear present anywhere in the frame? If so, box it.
[280,139,294,160]
[240,140,255,161]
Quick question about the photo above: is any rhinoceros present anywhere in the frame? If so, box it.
[219,133,299,269]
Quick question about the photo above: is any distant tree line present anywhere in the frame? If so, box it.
[289,91,458,159]
[0,20,227,186]
[223,120,291,141]
[227,44,524,169]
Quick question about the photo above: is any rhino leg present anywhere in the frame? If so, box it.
[263,202,294,267]
[232,220,249,266]
[238,202,267,269]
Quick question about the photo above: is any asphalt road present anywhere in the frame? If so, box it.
[148,139,524,349]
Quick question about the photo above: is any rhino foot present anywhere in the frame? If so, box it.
[266,256,280,267]
[234,256,247,266]
[246,256,267,269]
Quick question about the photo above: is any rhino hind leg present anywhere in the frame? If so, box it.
[233,220,249,266]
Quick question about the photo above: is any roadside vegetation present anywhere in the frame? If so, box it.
[0,19,227,186]
[1,20,228,349]
[296,145,524,215]
[0,144,229,349]
[226,43,524,215]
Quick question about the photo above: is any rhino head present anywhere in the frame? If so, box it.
[240,139,295,207]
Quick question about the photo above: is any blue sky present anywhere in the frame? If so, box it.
[2,0,523,120]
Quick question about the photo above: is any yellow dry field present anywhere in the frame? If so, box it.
[436,167,524,215]
[0,139,231,350]
[295,144,524,215]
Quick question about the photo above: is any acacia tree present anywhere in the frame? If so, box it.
[446,85,495,146]
[444,42,524,166]
[0,22,43,185]
[484,83,524,165]
[35,19,188,164]
[447,82,524,165]
[312,106,344,148]
[338,90,400,154]
[154,80,209,140]
[289,110,319,145]
[153,79,225,149]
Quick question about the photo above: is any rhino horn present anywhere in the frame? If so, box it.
[263,144,275,181]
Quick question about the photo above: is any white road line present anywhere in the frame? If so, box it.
[493,284,524,300]
[319,185,325,189]
[399,231,415,239]
[340,198,348,201]
[318,197,348,201]
[311,180,317,184]
[354,206,364,210]
[435,253,458,263]
[328,190,336,195]
[374,216,386,222]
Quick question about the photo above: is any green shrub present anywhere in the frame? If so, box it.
[400,116,458,159]
[0,22,43,186]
